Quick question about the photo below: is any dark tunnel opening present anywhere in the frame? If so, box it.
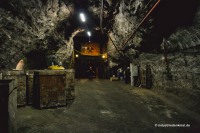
[73,30,109,79]
[25,50,47,69]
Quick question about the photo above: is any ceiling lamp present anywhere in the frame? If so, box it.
[80,13,86,22]
[87,31,91,42]
[87,31,91,37]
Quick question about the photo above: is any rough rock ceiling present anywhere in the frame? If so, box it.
[0,0,200,69]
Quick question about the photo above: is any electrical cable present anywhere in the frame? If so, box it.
[107,33,130,63]
[120,0,161,49]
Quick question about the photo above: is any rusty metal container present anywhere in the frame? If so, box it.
[3,71,26,107]
[0,80,17,133]
[34,70,69,109]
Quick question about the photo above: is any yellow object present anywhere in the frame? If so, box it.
[81,42,100,56]
[48,65,65,70]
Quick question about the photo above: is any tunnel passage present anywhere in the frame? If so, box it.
[0,0,199,103]
[73,30,109,79]
[0,1,200,133]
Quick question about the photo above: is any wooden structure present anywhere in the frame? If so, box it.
[33,70,75,109]
[3,71,26,106]
[0,80,17,133]
[140,69,146,87]
[1,69,75,109]
[26,70,35,105]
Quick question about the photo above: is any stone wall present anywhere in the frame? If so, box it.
[107,0,200,99]
[138,48,200,95]
[137,5,200,96]
[107,0,155,61]
[0,0,73,70]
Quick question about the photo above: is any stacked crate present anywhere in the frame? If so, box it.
[34,70,73,109]
[1,69,75,109]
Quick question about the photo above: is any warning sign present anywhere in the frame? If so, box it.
[81,42,100,56]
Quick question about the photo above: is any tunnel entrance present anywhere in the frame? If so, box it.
[73,30,108,79]
[75,56,107,78]
[25,50,47,69]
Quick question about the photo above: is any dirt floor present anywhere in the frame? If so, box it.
[16,79,200,133]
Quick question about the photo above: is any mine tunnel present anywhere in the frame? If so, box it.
[73,30,108,79]
[0,0,200,133]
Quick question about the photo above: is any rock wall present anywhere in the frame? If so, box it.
[0,0,74,70]
[108,0,200,98]
[107,0,155,61]
[0,0,121,70]
[138,48,200,94]
[138,5,200,95]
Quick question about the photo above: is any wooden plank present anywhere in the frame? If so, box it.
[26,71,34,105]
[34,70,75,109]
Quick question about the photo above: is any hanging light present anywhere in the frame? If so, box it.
[87,31,91,37]
[87,31,91,42]
[80,13,86,22]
